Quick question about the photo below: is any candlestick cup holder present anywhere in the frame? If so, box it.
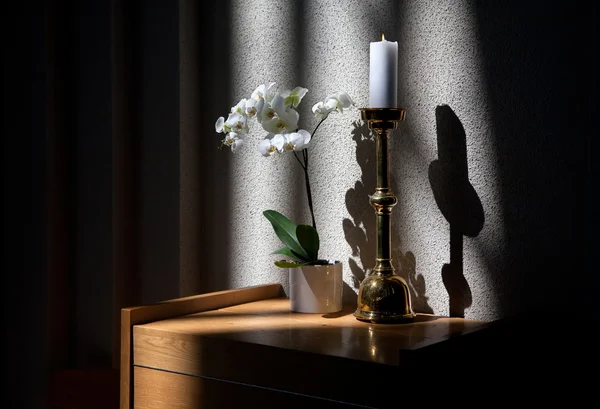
[354,108,415,323]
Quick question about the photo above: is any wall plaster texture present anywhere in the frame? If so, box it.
[209,0,589,321]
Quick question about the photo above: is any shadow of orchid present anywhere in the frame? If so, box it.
[395,249,433,314]
[342,120,376,305]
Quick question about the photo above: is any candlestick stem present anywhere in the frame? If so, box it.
[354,108,415,323]
[373,127,394,275]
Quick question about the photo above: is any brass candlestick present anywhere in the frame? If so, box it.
[354,108,415,323]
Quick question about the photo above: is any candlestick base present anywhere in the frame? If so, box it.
[354,272,415,323]
[353,107,414,324]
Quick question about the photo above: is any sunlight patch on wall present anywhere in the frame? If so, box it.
[299,1,376,296]
[227,0,302,289]
[221,0,508,319]
[399,0,506,319]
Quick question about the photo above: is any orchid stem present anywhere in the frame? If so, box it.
[311,117,327,141]
[293,151,306,170]
[303,151,316,229]
[296,117,328,230]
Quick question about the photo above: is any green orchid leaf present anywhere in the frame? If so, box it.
[263,210,309,260]
[290,248,308,260]
[274,260,310,268]
[271,246,305,262]
[296,224,319,261]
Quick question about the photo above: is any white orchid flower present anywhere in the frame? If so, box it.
[251,82,276,102]
[230,98,247,114]
[281,86,308,108]
[334,91,354,110]
[261,94,300,134]
[325,97,340,111]
[215,86,354,166]
[270,93,286,115]
[225,112,248,134]
[245,98,264,119]
[283,129,311,151]
[311,101,334,120]
[261,107,300,134]
[260,101,277,123]
[281,109,300,131]
[223,131,244,152]
[325,91,355,113]
[215,116,226,133]
[258,133,285,156]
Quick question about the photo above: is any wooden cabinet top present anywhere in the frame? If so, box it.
[135,297,487,368]
[121,283,491,409]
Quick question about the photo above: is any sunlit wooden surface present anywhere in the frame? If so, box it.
[132,296,489,408]
[121,283,281,409]
[135,297,486,367]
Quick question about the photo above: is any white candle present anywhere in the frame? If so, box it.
[369,34,398,108]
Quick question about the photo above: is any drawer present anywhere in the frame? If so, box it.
[133,366,354,409]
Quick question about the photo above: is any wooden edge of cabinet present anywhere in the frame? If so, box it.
[119,283,283,409]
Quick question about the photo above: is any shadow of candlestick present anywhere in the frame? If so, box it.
[429,104,485,318]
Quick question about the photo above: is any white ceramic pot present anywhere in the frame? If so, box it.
[289,261,343,313]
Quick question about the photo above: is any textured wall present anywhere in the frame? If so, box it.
[13,2,590,406]
[213,0,591,321]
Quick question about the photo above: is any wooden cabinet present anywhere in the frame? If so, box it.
[121,284,490,408]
